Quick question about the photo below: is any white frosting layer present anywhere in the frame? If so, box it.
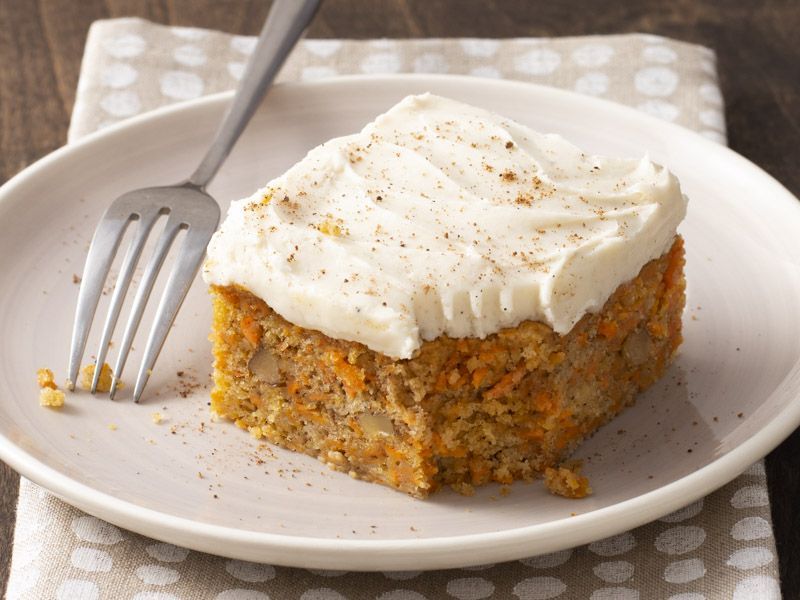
[203,94,687,359]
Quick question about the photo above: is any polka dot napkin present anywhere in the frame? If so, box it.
[7,17,780,600]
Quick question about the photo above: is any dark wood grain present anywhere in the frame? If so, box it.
[1,1,798,596]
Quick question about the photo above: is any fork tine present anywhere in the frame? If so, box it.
[132,227,215,402]
[90,210,162,393]
[109,217,183,399]
[68,215,133,390]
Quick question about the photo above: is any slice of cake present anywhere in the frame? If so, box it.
[202,93,687,498]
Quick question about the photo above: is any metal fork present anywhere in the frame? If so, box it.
[68,0,321,402]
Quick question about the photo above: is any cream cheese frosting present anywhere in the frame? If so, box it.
[203,93,687,359]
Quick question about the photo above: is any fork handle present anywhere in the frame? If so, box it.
[188,0,322,189]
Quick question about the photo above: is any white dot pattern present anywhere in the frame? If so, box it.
[99,90,142,117]
[574,72,609,96]
[230,35,257,55]
[514,48,562,75]
[572,44,615,67]
[413,53,449,73]
[731,486,769,509]
[300,589,348,600]
[70,516,123,545]
[460,39,500,57]
[520,549,572,569]
[226,560,276,582]
[307,569,347,578]
[101,63,139,88]
[731,517,773,541]
[469,66,502,79]
[377,591,428,600]
[360,52,402,74]
[635,66,679,96]
[461,563,495,571]
[699,109,725,130]
[637,99,680,121]
[664,558,706,583]
[699,82,723,106]
[159,70,204,100]
[446,577,495,599]
[173,44,207,67]
[660,499,704,523]
[512,576,567,599]
[593,561,634,583]
[727,547,774,570]
[71,547,113,573]
[216,591,270,600]
[146,543,190,563]
[171,26,207,41]
[589,532,637,556]
[732,575,781,600]
[655,526,707,555]
[301,66,339,81]
[305,39,343,58]
[590,588,638,600]
[5,24,767,600]
[102,33,146,58]
[382,571,422,581]
[642,45,678,63]
[227,62,245,81]
[136,564,181,586]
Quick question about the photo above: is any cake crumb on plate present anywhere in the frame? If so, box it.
[39,387,65,408]
[544,461,592,499]
[80,362,115,392]
[37,368,65,408]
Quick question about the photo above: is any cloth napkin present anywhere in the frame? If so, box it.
[6,17,780,600]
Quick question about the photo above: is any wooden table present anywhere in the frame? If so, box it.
[1,0,798,595]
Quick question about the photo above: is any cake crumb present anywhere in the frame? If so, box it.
[544,461,592,499]
[151,412,165,424]
[37,368,65,408]
[107,423,118,431]
[499,485,511,497]
[80,363,115,392]
[37,368,58,390]
[39,387,65,408]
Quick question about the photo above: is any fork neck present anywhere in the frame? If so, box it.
[187,0,321,190]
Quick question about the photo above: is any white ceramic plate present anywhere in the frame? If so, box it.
[1,75,799,571]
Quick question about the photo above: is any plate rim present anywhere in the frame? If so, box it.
[2,73,800,570]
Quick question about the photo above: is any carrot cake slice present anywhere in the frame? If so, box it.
[202,93,687,498]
